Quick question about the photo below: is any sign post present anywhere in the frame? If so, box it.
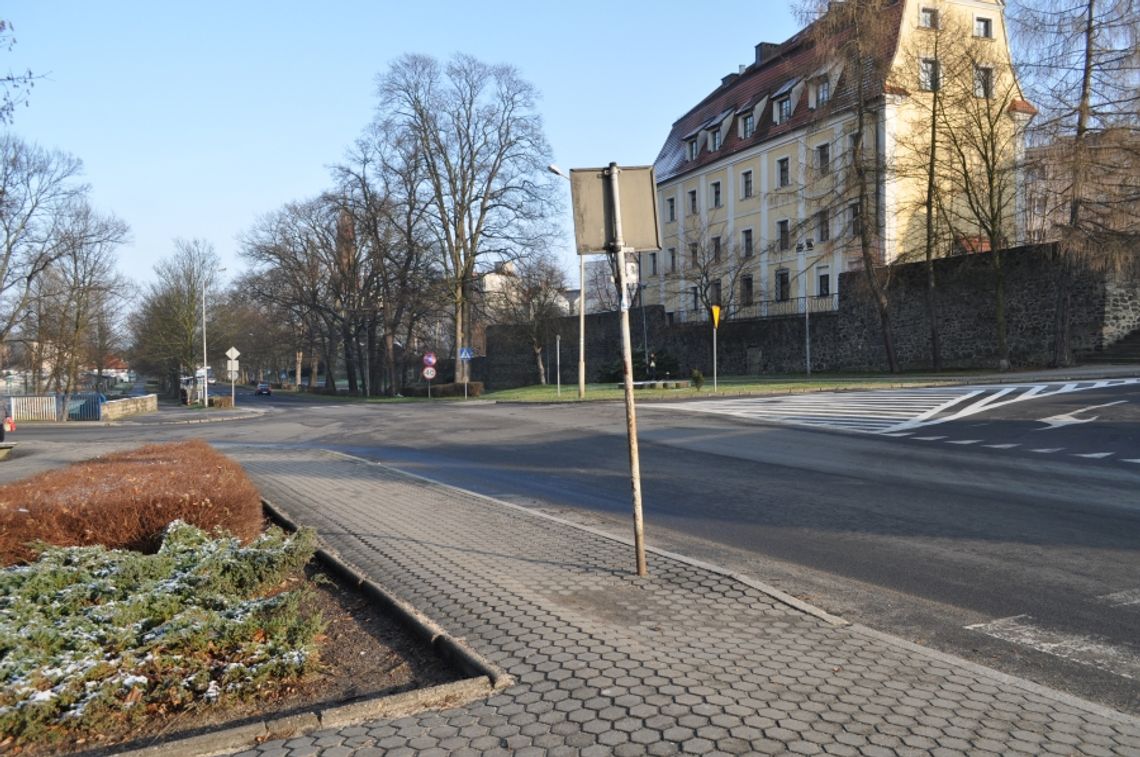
[226,347,240,406]
[458,347,474,398]
[568,163,660,577]
[710,306,721,392]
[422,353,437,399]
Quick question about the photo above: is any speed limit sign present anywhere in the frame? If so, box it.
[422,366,437,380]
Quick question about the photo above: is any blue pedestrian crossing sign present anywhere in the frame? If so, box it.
[459,347,474,360]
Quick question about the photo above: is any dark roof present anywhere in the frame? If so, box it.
[654,2,905,184]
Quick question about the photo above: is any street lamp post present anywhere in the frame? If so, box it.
[201,267,226,408]
[549,164,586,399]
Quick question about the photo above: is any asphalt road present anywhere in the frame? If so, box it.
[6,377,1139,714]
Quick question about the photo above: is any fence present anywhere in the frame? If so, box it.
[7,393,104,421]
[674,293,840,324]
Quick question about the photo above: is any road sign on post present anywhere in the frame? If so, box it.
[711,306,720,393]
[567,162,660,577]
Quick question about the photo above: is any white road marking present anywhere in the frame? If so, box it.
[913,436,947,441]
[1072,452,1114,459]
[1036,400,1128,431]
[984,443,1020,449]
[1124,459,1140,465]
[880,432,913,437]
[966,615,1140,679]
[1098,589,1140,607]
[1031,448,1065,454]
[947,439,983,445]
[649,378,1139,437]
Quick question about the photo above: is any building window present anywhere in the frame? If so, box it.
[848,133,860,164]
[920,7,939,29]
[816,78,830,106]
[711,236,722,262]
[974,66,993,98]
[741,275,754,306]
[777,157,790,187]
[742,170,753,198]
[742,112,755,138]
[669,247,677,272]
[710,280,722,306]
[711,181,722,208]
[688,190,698,214]
[817,209,830,242]
[816,143,830,175]
[691,286,700,311]
[974,16,993,38]
[817,266,830,297]
[649,252,658,276]
[690,242,699,267]
[777,219,790,251]
[776,268,790,301]
[849,202,862,236]
[920,58,940,91]
[688,140,698,160]
[710,130,721,150]
[666,197,675,222]
[774,96,791,124]
[742,228,754,258]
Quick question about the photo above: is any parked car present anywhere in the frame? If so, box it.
[255,382,272,396]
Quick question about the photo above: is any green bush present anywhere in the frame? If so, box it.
[0,522,320,747]
[690,368,705,390]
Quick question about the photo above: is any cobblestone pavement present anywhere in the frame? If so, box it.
[229,447,1140,756]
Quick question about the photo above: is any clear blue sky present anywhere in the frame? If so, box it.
[5,2,798,285]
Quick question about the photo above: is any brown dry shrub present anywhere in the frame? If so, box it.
[0,440,263,566]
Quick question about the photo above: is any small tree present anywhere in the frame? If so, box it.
[481,254,568,384]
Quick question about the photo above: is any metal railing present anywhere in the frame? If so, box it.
[7,393,104,421]
[675,293,839,324]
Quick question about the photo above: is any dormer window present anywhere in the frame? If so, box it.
[815,78,830,106]
[775,96,792,124]
[687,140,699,160]
[741,113,755,138]
[710,130,722,150]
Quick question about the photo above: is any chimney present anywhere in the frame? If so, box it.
[755,42,780,65]
[721,73,739,86]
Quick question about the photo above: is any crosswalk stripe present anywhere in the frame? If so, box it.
[947,439,983,445]
[984,443,1020,449]
[1031,448,1064,453]
[1098,589,1140,607]
[1073,452,1114,459]
[966,615,1140,680]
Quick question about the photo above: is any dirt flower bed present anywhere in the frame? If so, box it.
[0,441,459,754]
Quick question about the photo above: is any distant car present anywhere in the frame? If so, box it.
[255,382,272,396]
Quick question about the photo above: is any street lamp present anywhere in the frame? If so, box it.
[202,267,226,408]
[548,163,586,399]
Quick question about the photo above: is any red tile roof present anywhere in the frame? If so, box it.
[655,2,906,184]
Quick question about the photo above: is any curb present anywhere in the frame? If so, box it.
[265,498,514,692]
[321,449,1140,727]
[110,497,510,757]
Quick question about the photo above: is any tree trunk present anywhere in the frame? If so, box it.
[992,249,1010,370]
[533,344,546,385]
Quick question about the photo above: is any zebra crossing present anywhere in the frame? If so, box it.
[649,378,1140,435]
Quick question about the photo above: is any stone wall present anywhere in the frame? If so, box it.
[101,394,158,420]
[484,244,1139,389]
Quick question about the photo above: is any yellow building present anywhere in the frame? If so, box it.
[645,0,1033,324]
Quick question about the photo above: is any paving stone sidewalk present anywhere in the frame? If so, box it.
[229,447,1140,757]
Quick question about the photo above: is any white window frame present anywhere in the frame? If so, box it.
[741,112,755,138]
[974,16,993,38]
[774,96,791,124]
[741,169,753,198]
[688,190,698,214]
[710,130,722,151]
[919,7,938,29]
[816,143,830,175]
[777,219,790,251]
[711,181,722,208]
[974,65,993,98]
[777,157,790,188]
[742,228,754,258]
[920,58,940,91]
[815,78,830,106]
[688,140,699,160]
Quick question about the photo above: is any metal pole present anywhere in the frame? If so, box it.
[609,162,647,577]
[556,334,561,397]
[713,323,718,392]
[202,283,208,409]
[805,297,812,377]
[578,254,586,399]
[639,282,649,373]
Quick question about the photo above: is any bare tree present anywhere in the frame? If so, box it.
[670,217,751,320]
[480,253,568,384]
[128,239,223,396]
[0,136,87,346]
[938,32,1032,370]
[799,0,901,372]
[21,202,128,396]
[0,20,38,125]
[375,53,558,383]
[1011,0,1139,364]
